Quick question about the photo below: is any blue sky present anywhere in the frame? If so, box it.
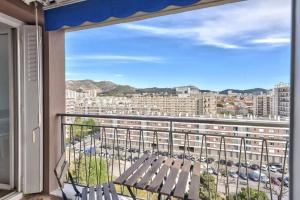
[66,0,291,91]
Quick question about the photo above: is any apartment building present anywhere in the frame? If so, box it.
[198,93,218,116]
[253,93,273,117]
[273,83,290,118]
[66,89,211,117]
[131,95,202,116]
[97,118,288,164]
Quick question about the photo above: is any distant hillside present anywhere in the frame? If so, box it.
[66,80,118,92]
[66,80,268,96]
[136,87,176,95]
[102,85,136,96]
[220,88,268,95]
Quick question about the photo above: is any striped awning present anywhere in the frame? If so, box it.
[44,0,201,31]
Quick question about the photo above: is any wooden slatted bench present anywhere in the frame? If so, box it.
[54,153,119,200]
[114,153,201,200]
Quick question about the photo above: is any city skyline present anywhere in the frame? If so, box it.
[66,0,291,91]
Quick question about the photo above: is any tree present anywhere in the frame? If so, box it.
[70,155,108,186]
[71,117,100,138]
[230,188,269,200]
[200,172,224,200]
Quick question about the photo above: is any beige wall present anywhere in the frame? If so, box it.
[43,30,65,193]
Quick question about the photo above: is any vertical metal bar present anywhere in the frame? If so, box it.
[92,126,99,185]
[82,126,88,186]
[222,136,230,197]
[61,116,65,154]
[215,136,223,200]
[116,129,122,180]
[169,121,173,157]
[279,141,289,200]
[204,135,211,200]
[235,138,243,200]
[199,135,205,198]
[243,138,250,200]
[187,132,191,157]
[99,127,104,184]
[265,140,273,200]
[103,127,110,183]
[183,133,187,162]
[87,125,94,185]
[68,124,72,166]
[138,130,142,158]
[111,128,117,182]
[77,125,83,184]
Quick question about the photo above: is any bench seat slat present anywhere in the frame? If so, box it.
[102,183,111,200]
[125,155,156,187]
[136,156,166,189]
[147,158,174,192]
[173,161,192,198]
[96,185,103,200]
[109,182,119,200]
[160,159,183,196]
[114,154,149,184]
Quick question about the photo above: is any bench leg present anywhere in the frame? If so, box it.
[157,193,161,200]
[127,186,136,200]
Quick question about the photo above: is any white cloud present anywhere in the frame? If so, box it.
[114,74,124,77]
[67,54,164,63]
[120,0,291,49]
[251,37,290,45]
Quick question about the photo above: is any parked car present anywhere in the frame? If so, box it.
[206,157,214,164]
[270,165,278,172]
[200,157,207,162]
[235,162,243,167]
[260,175,269,183]
[261,165,268,171]
[250,164,260,170]
[239,172,248,180]
[84,147,96,155]
[229,171,238,178]
[248,171,260,182]
[284,176,289,187]
[218,159,226,165]
[144,150,151,154]
[226,160,234,167]
[270,177,281,186]
[212,167,220,176]
[277,168,288,174]
[242,162,251,168]
[268,163,282,169]
[278,176,289,187]
[207,167,214,174]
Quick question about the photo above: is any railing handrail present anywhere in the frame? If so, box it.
[57,113,289,128]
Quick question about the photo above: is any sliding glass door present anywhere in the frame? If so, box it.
[0,24,14,189]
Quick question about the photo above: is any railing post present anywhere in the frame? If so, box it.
[169,120,173,157]
[61,115,65,154]
[291,0,299,199]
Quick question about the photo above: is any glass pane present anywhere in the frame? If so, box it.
[0,33,10,185]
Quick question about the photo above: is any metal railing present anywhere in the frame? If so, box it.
[58,113,290,200]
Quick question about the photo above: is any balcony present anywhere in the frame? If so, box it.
[58,113,289,200]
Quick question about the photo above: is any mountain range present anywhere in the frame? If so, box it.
[66,80,268,96]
